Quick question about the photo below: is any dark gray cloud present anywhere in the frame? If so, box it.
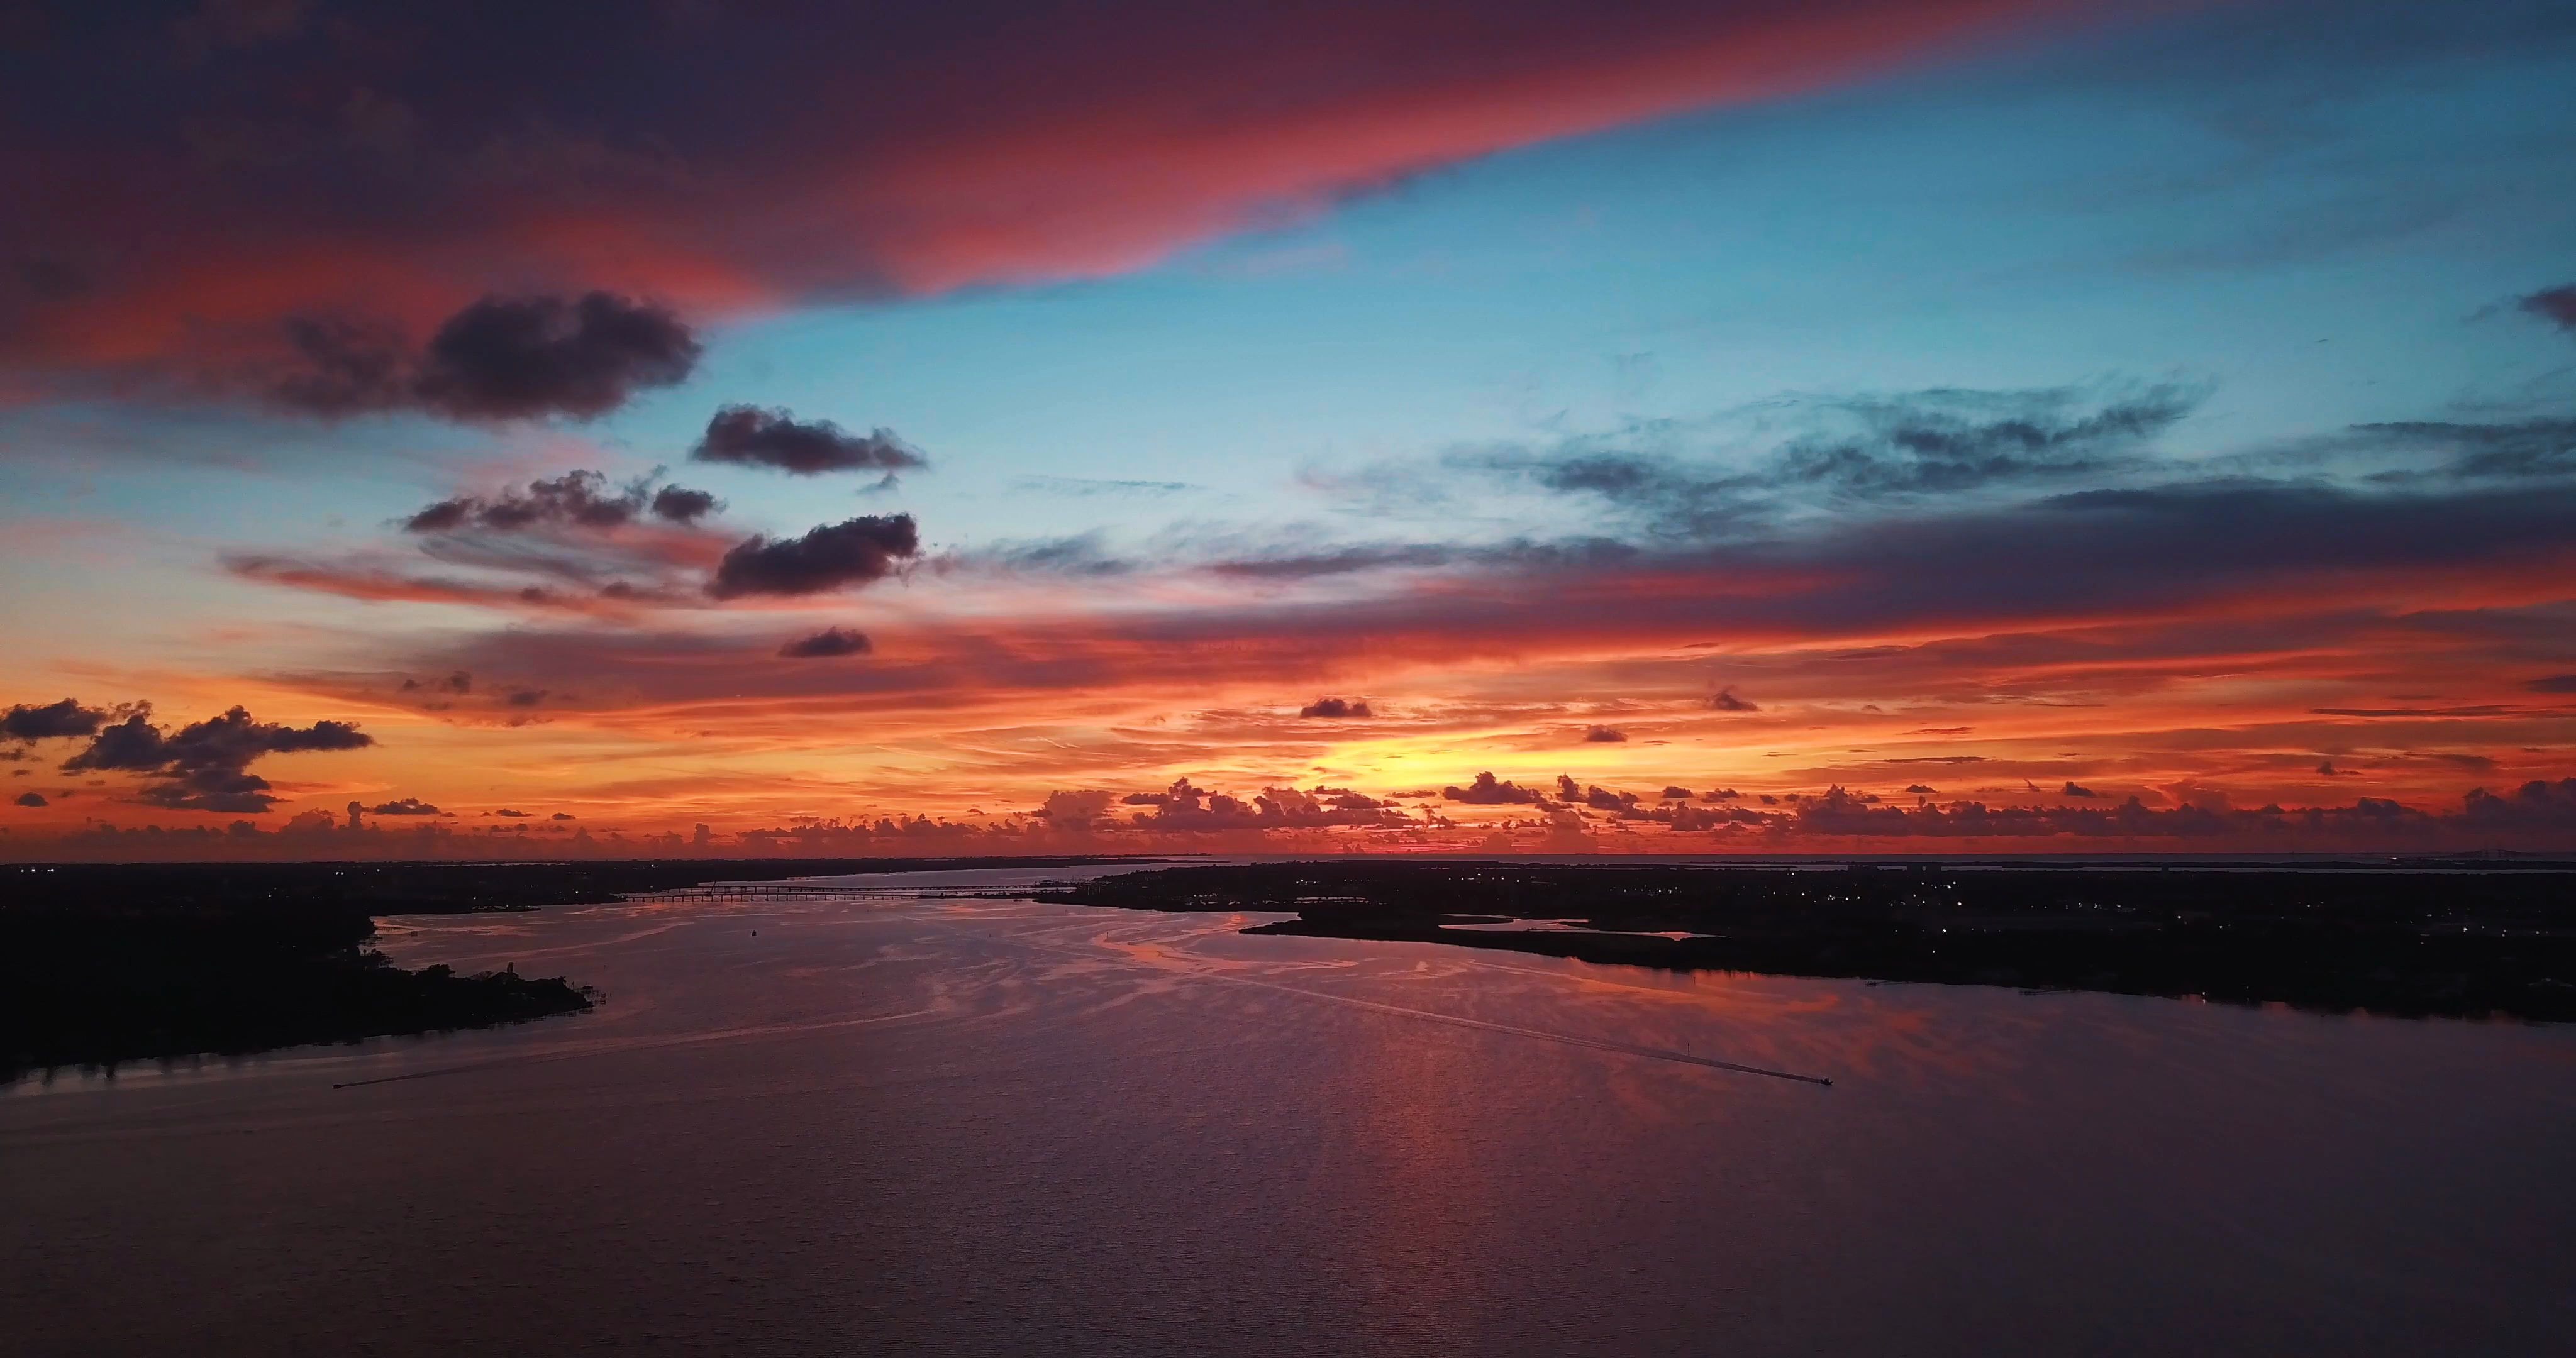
[61,704,374,812]
[268,292,699,421]
[413,293,699,420]
[2351,419,2576,482]
[1782,786,2346,839]
[2462,778,2576,831]
[779,626,872,658]
[692,406,928,475]
[1778,385,2200,498]
[1204,408,2575,630]
[2522,285,2576,334]
[1012,475,1199,496]
[1299,697,1372,719]
[370,797,443,815]
[14,791,46,807]
[1658,802,1768,830]
[3,698,109,741]
[1582,724,1628,742]
[965,534,1136,578]
[400,499,474,533]
[400,671,474,695]
[1708,687,1759,712]
[1457,448,1758,539]
[708,514,920,598]
[235,474,728,617]
[650,485,720,524]
[1374,478,2576,646]
[1208,543,1474,580]
[1213,536,1653,583]
[1443,771,1540,805]
[1119,778,1413,831]
[1572,780,1635,810]
[2062,781,2099,798]
[1761,780,2576,842]
[1660,786,1693,800]
[1452,384,2203,539]
[267,316,411,416]
[402,469,721,534]
[2308,704,2518,717]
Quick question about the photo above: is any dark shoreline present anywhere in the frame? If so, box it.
[13,853,2572,1081]
[3,856,1148,917]
[1017,860,2576,1023]
[1,902,593,1085]
[2,856,1145,1082]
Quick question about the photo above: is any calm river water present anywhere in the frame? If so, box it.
[5,864,2572,1355]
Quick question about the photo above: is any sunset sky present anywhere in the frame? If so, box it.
[4,0,2575,858]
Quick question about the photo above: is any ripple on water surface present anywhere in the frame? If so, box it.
[4,865,2572,1356]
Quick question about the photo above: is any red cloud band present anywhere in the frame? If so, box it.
[6,0,2128,390]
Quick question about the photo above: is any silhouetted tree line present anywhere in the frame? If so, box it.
[3,856,1126,918]
[1036,861,2576,1022]
[1,856,1128,1081]
[0,892,591,1081]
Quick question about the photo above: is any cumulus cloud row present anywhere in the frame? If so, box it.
[404,469,721,534]
[7,701,376,812]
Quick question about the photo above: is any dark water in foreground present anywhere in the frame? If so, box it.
[5,865,2572,1356]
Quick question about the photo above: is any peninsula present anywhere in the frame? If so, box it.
[1022,859,2576,1022]
[3,856,1141,1081]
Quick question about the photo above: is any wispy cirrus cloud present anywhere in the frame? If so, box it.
[225,554,683,617]
[1378,382,2210,539]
